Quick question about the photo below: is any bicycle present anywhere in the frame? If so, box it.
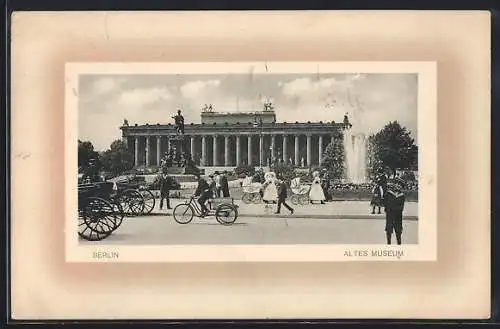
[173,195,239,226]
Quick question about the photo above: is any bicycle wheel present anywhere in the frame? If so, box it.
[290,194,299,205]
[173,203,194,224]
[139,189,156,214]
[215,204,237,226]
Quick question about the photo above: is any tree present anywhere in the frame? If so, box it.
[370,121,418,178]
[273,162,296,184]
[78,140,99,168]
[100,140,134,176]
[320,132,345,180]
[234,164,255,178]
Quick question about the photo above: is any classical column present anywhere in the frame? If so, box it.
[145,136,150,167]
[201,135,207,166]
[318,135,323,165]
[271,135,276,160]
[236,135,241,166]
[156,136,161,165]
[331,135,335,146]
[166,136,170,153]
[247,135,252,165]
[282,135,287,162]
[294,135,300,166]
[134,136,139,167]
[259,135,264,166]
[306,134,312,167]
[190,136,195,157]
[224,135,230,166]
[213,135,218,166]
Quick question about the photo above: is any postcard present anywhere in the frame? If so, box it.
[12,10,489,320]
[66,61,437,262]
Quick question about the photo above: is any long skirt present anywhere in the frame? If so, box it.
[309,183,326,202]
[263,184,278,202]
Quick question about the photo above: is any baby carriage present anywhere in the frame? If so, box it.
[241,176,263,204]
[290,177,311,205]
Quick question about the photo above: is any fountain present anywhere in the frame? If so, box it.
[343,127,368,184]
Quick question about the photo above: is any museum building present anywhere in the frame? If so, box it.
[120,109,351,169]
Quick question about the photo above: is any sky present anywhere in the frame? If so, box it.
[78,72,418,151]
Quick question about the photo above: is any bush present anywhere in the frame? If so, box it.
[234,164,255,178]
[273,163,296,183]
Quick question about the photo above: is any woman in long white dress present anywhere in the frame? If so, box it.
[262,172,278,204]
[309,171,326,204]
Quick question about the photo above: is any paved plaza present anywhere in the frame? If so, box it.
[80,200,418,245]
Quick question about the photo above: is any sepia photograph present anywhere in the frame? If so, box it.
[65,61,436,261]
[13,9,491,319]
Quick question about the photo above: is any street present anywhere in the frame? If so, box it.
[80,200,418,245]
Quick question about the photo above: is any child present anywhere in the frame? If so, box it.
[370,177,384,214]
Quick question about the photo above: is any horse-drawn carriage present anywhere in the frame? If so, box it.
[78,178,154,241]
[78,182,125,241]
[108,174,156,215]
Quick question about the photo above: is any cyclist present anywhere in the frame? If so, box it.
[193,175,211,216]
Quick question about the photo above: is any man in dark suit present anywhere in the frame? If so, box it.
[154,169,174,210]
[275,177,294,215]
[194,175,211,216]
[383,177,406,245]
[220,171,230,197]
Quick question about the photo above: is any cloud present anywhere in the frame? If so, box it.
[78,74,417,152]
[180,79,221,99]
[277,74,417,139]
[90,77,126,96]
[115,87,173,108]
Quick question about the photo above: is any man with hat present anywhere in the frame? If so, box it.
[383,177,406,245]
[193,174,211,216]
[154,168,174,210]
[274,176,294,215]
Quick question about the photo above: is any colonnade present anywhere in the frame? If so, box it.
[130,132,338,168]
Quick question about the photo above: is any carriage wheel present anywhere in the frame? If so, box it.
[139,189,156,214]
[290,195,299,205]
[82,197,118,234]
[251,192,262,204]
[299,194,310,205]
[110,200,125,231]
[173,203,194,224]
[117,189,145,216]
[78,198,115,241]
[215,204,238,226]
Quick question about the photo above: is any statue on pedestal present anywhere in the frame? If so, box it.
[343,113,350,126]
[123,119,129,126]
[172,109,185,135]
[263,101,274,112]
[202,104,214,112]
